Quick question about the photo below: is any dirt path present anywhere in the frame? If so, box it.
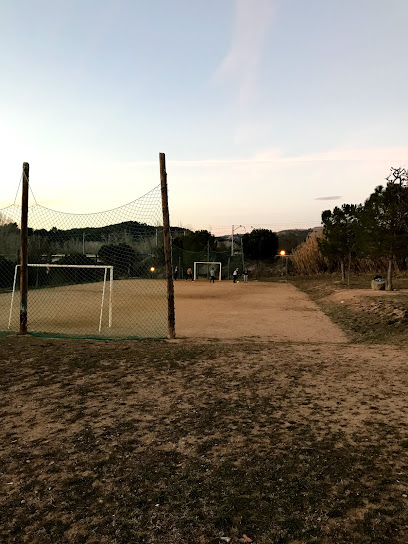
[175,280,348,342]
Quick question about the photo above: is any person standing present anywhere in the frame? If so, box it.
[174,266,178,280]
[210,268,215,283]
[243,267,248,283]
[233,267,239,283]
[186,267,193,281]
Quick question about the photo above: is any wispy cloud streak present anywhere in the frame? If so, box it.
[166,146,408,166]
[314,196,342,201]
[213,0,277,106]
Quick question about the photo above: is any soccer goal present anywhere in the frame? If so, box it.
[193,262,222,281]
[8,264,113,333]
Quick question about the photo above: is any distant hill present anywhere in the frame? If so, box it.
[214,228,314,253]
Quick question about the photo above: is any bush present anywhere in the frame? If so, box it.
[292,234,328,275]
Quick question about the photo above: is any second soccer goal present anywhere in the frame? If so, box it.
[193,262,222,281]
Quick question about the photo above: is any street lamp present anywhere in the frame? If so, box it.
[231,224,246,256]
[278,250,288,280]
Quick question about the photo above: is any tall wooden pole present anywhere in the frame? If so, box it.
[20,162,29,334]
[207,240,210,278]
[160,153,175,339]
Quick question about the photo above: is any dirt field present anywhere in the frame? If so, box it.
[1,279,168,338]
[1,281,408,543]
[175,280,347,342]
[1,279,347,341]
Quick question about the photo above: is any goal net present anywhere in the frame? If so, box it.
[8,264,113,334]
[0,183,168,339]
[193,262,222,281]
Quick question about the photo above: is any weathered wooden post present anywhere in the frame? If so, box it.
[160,153,175,339]
[20,162,29,334]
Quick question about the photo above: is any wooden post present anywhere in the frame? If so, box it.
[20,162,29,334]
[160,153,175,339]
[207,240,210,278]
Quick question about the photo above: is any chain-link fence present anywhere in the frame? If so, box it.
[0,185,168,339]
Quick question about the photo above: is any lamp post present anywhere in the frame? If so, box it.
[279,250,288,281]
[231,224,245,256]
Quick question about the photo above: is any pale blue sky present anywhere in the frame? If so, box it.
[1,0,407,232]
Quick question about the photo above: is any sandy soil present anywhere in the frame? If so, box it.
[175,280,348,342]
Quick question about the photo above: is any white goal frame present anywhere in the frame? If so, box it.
[8,264,113,333]
[193,262,222,281]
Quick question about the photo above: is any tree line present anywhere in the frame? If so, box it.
[307,167,408,290]
[0,214,305,288]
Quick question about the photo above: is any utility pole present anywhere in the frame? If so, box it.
[207,239,210,278]
[20,162,29,334]
[160,153,175,339]
[231,224,234,256]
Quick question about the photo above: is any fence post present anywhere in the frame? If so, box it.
[20,162,29,334]
[207,240,210,278]
[160,153,175,339]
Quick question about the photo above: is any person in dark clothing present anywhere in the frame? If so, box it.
[243,267,248,283]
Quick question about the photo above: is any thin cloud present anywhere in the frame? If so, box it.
[166,146,408,166]
[62,146,408,175]
[314,196,342,201]
[213,0,277,106]
[251,146,408,164]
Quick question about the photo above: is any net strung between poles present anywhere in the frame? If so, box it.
[0,185,168,339]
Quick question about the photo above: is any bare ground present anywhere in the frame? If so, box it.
[1,282,408,543]
[175,281,347,342]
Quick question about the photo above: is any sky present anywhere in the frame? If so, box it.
[0,0,407,233]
